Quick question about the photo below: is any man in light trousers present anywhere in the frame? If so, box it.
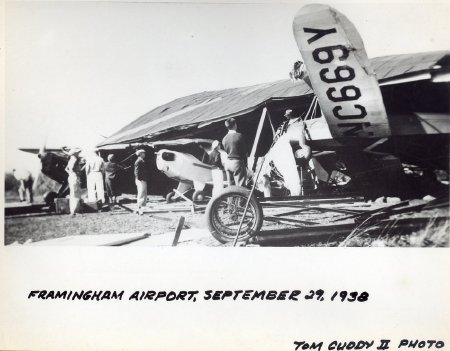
[134,149,148,215]
[85,150,105,204]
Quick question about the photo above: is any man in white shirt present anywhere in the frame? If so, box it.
[12,168,34,203]
[85,150,105,204]
[258,109,313,196]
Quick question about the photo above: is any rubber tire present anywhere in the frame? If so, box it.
[192,190,205,202]
[166,191,176,203]
[205,186,263,244]
[43,191,58,206]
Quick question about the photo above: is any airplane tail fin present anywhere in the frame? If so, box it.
[293,4,390,139]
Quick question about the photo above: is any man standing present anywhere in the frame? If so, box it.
[256,109,315,197]
[201,140,225,196]
[85,150,105,204]
[222,118,248,187]
[65,148,83,216]
[104,153,124,207]
[12,168,34,204]
[134,149,148,215]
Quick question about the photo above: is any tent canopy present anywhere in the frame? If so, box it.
[98,51,449,147]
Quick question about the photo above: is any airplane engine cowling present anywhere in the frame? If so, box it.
[156,149,214,183]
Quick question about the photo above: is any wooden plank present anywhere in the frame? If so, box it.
[102,233,151,246]
[251,223,356,246]
[261,198,367,207]
[273,208,310,217]
[264,215,318,225]
[116,203,134,213]
[5,212,59,219]
[272,206,365,218]
[172,216,186,246]
[5,203,48,216]
[259,193,364,202]
[333,201,410,222]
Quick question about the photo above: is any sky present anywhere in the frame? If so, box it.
[3,0,450,174]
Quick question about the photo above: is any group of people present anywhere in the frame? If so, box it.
[64,149,131,216]
[12,168,34,204]
[203,109,314,197]
[59,108,318,216]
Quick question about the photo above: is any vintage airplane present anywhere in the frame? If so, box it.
[151,138,232,202]
[19,143,177,205]
[151,4,449,200]
[23,4,449,204]
[254,4,449,199]
[135,5,449,201]
[19,145,88,205]
[21,138,231,205]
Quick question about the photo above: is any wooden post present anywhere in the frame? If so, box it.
[172,216,185,246]
[249,107,267,171]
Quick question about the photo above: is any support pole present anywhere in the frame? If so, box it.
[249,107,267,171]
[232,161,265,247]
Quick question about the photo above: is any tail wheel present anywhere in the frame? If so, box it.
[166,191,176,203]
[205,186,263,244]
[192,190,205,202]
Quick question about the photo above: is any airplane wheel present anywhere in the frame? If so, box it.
[166,191,176,203]
[192,190,205,202]
[43,191,58,206]
[205,186,263,244]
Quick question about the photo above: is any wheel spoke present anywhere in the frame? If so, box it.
[206,188,263,243]
[212,193,257,237]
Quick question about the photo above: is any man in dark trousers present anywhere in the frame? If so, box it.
[222,118,248,187]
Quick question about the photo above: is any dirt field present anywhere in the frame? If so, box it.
[4,196,212,246]
[4,195,449,247]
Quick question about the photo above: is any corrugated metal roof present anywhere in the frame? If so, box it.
[99,51,449,147]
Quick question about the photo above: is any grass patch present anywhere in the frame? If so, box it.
[339,215,449,247]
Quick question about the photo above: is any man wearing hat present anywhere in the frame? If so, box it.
[134,149,148,215]
[272,109,298,144]
[65,148,83,215]
[260,109,314,196]
[104,153,124,207]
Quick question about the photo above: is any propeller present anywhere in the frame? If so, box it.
[38,135,48,158]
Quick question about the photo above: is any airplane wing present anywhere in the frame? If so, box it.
[293,4,390,139]
[149,138,215,148]
[19,148,69,158]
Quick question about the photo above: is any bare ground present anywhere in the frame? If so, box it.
[4,196,449,247]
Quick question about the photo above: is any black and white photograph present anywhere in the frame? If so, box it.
[1,0,449,350]
[4,1,449,248]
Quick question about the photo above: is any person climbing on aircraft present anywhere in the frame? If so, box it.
[258,109,315,197]
[222,118,248,187]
